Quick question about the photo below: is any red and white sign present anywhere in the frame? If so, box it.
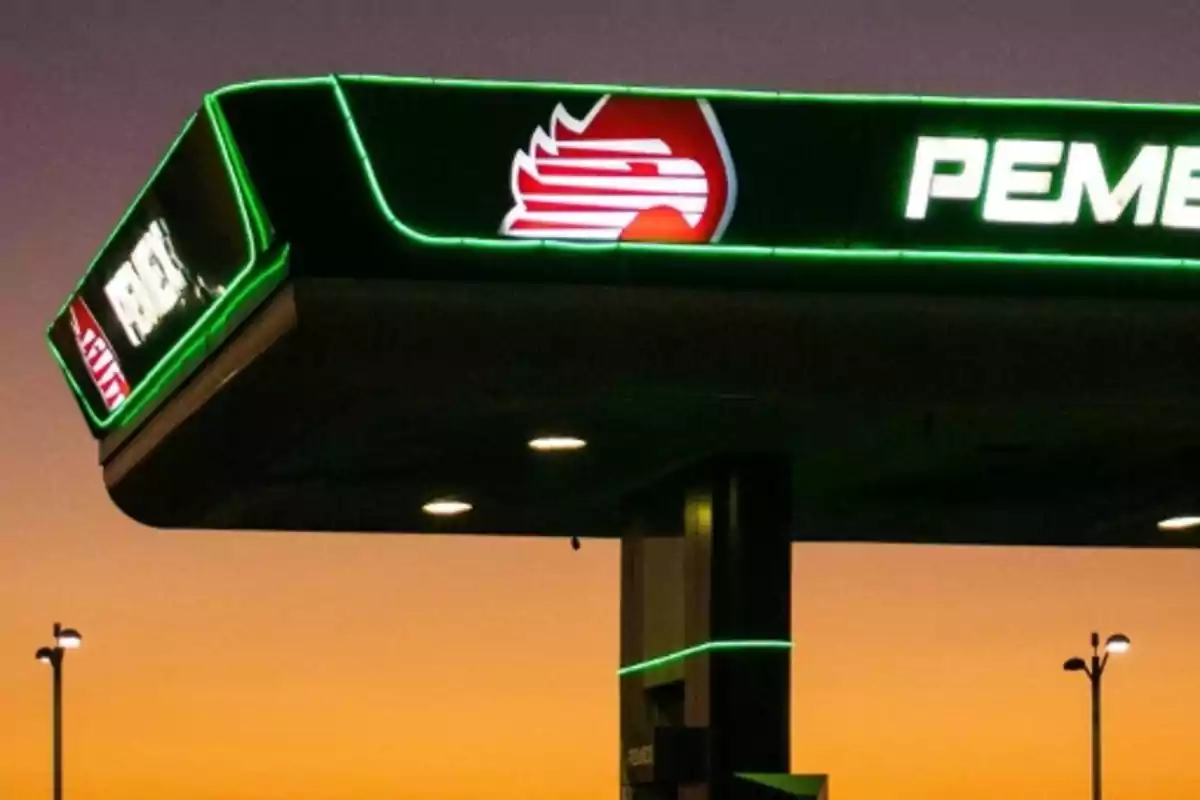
[69,297,130,412]
[501,95,737,243]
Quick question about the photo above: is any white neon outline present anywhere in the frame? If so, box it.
[698,98,738,242]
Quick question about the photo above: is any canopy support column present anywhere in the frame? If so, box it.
[618,454,821,799]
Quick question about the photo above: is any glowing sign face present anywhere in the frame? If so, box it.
[47,104,264,436]
[68,298,130,412]
[906,136,1200,228]
[104,219,221,347]
[501,95,737,243]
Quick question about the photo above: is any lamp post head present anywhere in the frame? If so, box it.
[55,628,82,650]
[1105,634,1131,654]
[1063,657,1088,672]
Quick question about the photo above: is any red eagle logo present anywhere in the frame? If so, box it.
[501,95,737,243]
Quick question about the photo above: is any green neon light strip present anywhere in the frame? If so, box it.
[322,75,1200,271]
[223,72,1200,113]
[206,95,272,251]
[47,95,278,431]
[617,640,793,677]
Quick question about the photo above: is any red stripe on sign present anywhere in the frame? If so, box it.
[69,297,130,413]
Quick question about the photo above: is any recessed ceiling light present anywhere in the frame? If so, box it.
[528,436,587,452]
[422,499,473,517]
[1157,516,1200,531]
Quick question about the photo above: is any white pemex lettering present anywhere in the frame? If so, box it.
[104,219,191,347]
[905,136,1193,229]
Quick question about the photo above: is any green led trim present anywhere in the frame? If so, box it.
[215,75,344,98]
[280,72,1200,113]
[617,640,793,677]
[324,75,1200,272]
[206,95,271,252]
[47,96,278,430]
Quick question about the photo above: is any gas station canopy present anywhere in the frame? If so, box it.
[47,75,1200,545]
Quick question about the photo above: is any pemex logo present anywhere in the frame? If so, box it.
[501,94,737,243]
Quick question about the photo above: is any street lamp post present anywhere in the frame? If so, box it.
[35,622,83,800]
[1063,632,1130,800]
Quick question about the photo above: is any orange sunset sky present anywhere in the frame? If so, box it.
[4,1,1200,798]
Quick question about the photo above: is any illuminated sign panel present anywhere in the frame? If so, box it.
[47,103,273,435]
[336,78,1200,263]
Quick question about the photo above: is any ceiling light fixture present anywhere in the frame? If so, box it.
[422,499,473,517]
[528,436,587,452]
[1157,516,1200,531]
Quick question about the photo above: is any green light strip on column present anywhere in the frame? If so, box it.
[617,640,792,677]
